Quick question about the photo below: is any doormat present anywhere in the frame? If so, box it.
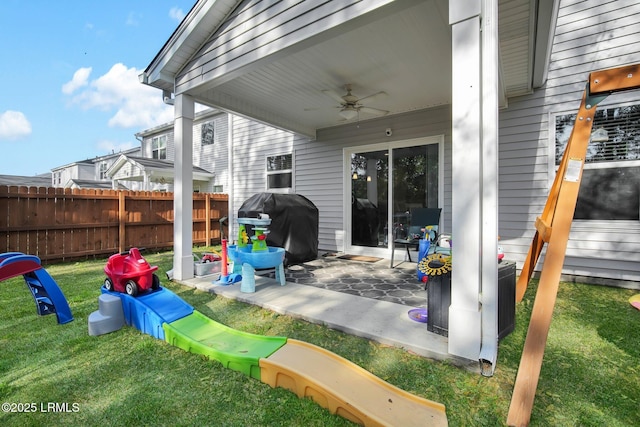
[337,255,383,263]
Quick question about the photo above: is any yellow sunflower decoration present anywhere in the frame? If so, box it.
[418,253,452,277]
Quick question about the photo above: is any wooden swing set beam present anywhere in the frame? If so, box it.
[507,64,640,426]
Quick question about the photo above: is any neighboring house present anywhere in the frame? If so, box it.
[51,159,95,188]
[107,156,214,192]
[118,108,223,192]
[0,174,52,187]
[66,179,128,190]
[139,0,640,367]
[49,115,223,192]
[51,148,141,189]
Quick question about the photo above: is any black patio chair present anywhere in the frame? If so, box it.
[390,207,441,268]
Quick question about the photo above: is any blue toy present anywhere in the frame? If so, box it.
[213,215,286,293]
[213,239,242,286]
[0,252,73,324]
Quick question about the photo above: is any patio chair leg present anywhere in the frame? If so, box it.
[406,246,412,262]
[390,245,395,268]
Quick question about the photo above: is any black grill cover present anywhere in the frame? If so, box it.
[238,193,319,264]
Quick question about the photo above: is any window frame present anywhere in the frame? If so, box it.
[98,161,108,180]
[265,152,294,192]
[151,135,167,160]
[551,101,640,225]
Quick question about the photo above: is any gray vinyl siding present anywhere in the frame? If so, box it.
[499,0,640,282]
[194,112,228,192]
[229,115,297,233]
[175,0,394,93]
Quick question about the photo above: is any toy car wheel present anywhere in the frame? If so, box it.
[104,278,114,292]
[151,274,160,290]
[125,280,138,296]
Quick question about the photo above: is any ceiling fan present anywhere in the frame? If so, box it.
[320,84,389,120]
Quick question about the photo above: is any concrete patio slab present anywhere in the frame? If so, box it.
[180,272,477,371]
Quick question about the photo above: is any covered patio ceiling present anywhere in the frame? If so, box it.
[142,0,555,139]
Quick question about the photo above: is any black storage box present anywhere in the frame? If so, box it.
[427,270,451,337]
[238,193,319,265]
[498,260,516,340]
[427,260,516,339]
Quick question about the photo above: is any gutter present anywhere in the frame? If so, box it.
[532,0,560,88]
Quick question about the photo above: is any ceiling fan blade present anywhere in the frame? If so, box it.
[321,89,346,104]
[359,106,389,116]
[358,91,388,104]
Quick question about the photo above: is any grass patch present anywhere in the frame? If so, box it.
[0,250,638,426]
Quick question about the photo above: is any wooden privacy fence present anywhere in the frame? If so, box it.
[0,186,228,262]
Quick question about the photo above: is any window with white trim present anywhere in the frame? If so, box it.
[152,135,167,160]
[98,161,108,180]
[555,103,640,220]
[266,153,293,190]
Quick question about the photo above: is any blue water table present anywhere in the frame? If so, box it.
[227,215,286,293]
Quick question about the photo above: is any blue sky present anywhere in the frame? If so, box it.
[0,1,195,176]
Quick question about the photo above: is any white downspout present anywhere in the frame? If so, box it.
[478,0,500,376]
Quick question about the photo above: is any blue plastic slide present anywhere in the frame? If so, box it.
[0,252,73,325]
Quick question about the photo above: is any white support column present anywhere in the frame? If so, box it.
[448,0,483,361]
[173,94,195,280]
[227,113,235,241]
[143,171,151,191]
[448,0,500,367]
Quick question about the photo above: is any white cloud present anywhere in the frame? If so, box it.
[65,63,173,129]
[0,110,32,140]
[62,67,92,95]
[169,7,185,22]
[126,11,140,26]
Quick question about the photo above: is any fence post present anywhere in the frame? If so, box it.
[118,191,125,252]
[205,193,211,246]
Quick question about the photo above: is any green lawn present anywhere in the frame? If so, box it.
[0,250,638,426]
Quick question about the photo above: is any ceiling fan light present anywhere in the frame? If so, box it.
[339,108,358,120]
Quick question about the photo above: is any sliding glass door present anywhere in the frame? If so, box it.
[350,150,388,247]
[346,137,442,256]
[391,144,439,239]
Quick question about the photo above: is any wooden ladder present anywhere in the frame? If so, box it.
[507,64,640,426]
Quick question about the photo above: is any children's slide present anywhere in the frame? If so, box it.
[164,310,287,379]
[102,286,448,426]
[261,339,447,426]
[0,252,73,325]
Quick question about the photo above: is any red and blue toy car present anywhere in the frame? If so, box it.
[104,248,160,296]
